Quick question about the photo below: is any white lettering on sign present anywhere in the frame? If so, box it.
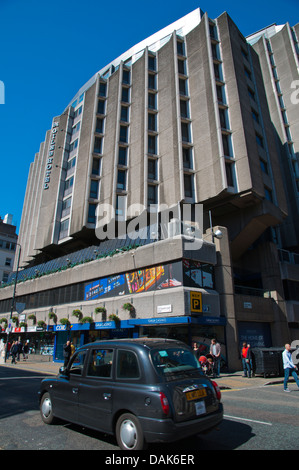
[44,121,59,189]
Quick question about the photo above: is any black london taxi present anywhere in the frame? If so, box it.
[39,338,223,450]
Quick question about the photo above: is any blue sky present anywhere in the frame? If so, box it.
[0,0,299,231]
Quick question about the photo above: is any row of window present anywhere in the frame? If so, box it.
[177,38,195,200]
[0,259,214,313]
[211,21,236,190]
[243,40,274,202]
[0,239,16,251]
[147,52,159,205]
[58,103,84,239]
[266,38,299,194]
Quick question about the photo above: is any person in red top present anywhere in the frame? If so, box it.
[241,342,252,378]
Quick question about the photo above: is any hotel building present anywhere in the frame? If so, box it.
[0,9,298,369]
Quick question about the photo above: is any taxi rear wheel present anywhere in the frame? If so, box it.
[115,413,146,450]
[40,392,57,425]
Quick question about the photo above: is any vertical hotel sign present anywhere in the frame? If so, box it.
[44,121,59,190]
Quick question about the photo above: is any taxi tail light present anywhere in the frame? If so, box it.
[211,381,221,401]
[159,392,170,415]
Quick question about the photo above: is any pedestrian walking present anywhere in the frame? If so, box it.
[210,338,221,377]
[63,340,72,368]
[17,340,23,361]
[23,341,29,360]
[282,343,299,392]
[241,342,252,377]
[10,341,18,364]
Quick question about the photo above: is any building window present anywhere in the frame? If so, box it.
[248,87,255,102]
[122,69,130,85]
[148,159,157,180]
[64,176,74,196]
[148,113,157,132]
[116,195,126,219]
[148,55,156,71]
[211,43,219,60]
[59,218,70,239]
[148,92,157,110]
[251,109,259,123]
[120,126,128,143]
[117,170,127,190]
[90,180,99,199]
[97,100,106,115]
[5,258,12,267]
[184,174,194,199]
[95,118,104,134]
[62,197,72,218]
[118,147,128,166]
[256,133,264,148]
[214,63,222,81]
[94,137,103,154]
[148,184,157,205]
[148,73,156,90]
[148,135,157,155]
[177,40,185,56]
[217,85,225,103]
[225,162,235,187]
[179,78,188,96]
[67,157,76,172]
[88,204,97,224]
[183,147,193,169]
[219,108,229,129]
[121,106,129,122]
[180,100,189,119]
[260,159,268,174]
[264,187,273,202]
[181,122,191,143]
[99,81,107,97]
[222,133,232,157]
[178,59,186,75]
[92,158,101,176]
[69,139,78,153]
[73,106,82,118]
[121,87,130,103]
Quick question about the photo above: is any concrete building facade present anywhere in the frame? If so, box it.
[0,9,298,369]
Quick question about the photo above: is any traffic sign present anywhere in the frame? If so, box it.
[190,291,202,313]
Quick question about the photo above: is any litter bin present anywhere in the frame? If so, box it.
[252,348,284,378]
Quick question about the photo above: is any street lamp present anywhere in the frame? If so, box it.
[4,243,21,363]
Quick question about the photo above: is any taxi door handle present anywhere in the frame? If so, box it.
[103,393,111,400]
[72,388,79,394]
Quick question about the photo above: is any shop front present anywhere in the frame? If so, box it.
[3,325,55,356]
[53,321,135,362]
[52,315,227,364]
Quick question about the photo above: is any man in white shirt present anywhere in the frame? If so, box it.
[282,343,299,392]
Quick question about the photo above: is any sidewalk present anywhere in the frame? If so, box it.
[0,356,286,390]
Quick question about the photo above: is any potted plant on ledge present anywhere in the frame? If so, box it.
[123,302,135,318]
[95,306,107,321]
[108,313,120,326]
[28,314,36,325]
[72,309,83,323]
[48,312,57,324]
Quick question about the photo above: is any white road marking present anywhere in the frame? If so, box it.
[224,414,272,426]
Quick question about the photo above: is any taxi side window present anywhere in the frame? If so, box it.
[69,350,87,375]
[116,350,140,379]
[87,349,113,378]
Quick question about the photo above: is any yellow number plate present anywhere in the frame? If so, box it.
[186,388,207,401]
